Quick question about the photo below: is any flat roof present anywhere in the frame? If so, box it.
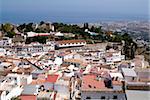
[126,90,150,100]
[22,85,39,95]
[110,72,123,79]
[122,68,137,77]
[64,59,84,64]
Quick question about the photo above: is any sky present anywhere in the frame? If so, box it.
[0,0,149,23]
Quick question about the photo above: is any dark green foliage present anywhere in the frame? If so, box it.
[111,34,122,42]
[17,23,26,32]
[121,33,137,59]
[83,23,89,29]
[1,23,13,32]
[26,36,48,44]
[35,28,46,33]
[34,36,48,44]
[40,21,45,25]
[90,26,102,33]
[122,33,133,44]
[52,22,84,34]
[24,23,34,32]
[6,31,16,38]
[1,23,16,38]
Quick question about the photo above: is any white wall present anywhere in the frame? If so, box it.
[0,48,6,56]
[4,86,23,100]
[64,54,73,60]
[0,38,12,46]
[43,45,55,52]
[58,42,86,48]
[106,51,122,64]
[6,74,33,86]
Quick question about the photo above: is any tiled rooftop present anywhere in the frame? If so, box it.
[57,40,86,44]
[46,74,59,83]
[81,74,107,91]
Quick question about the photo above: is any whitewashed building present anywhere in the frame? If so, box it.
[0,37,12,47]
[0,74,32,100]
[13,41,55,53]
[0,48,6,56]
[56,40,86,48]
[81,74,126,100]
[105,49,125,65]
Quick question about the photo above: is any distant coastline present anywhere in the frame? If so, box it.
[1,13,149,24]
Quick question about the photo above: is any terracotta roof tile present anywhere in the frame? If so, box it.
[31,79,45,85]
[46,74,59,83]
[81,74,107,91]
[57,40,86,44]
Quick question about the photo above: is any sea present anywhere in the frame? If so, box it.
[0,12,149,24]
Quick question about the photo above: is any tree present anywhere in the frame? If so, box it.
[35,28,46,33]
[33,36,48,44]
[40,21,45,25]
[6,31,16,38]
[26,36,48,44]
[24,23,34,32]
[89,26,102,33]
[94,26,102,33]
[90,26,95,32]
[17,23,26,32]
[83,23,89,29]
[111,34,122,42]
[2,23,13,32]
[121,33,136,59]
[122,33,133,45]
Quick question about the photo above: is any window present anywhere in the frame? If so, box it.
[6,91,9,95]
[132,77,135,81]
[86,97,91,99]
[113,95,118,99]
[88,85,92,88]
[101,96,105,99]
[14,77,17,80]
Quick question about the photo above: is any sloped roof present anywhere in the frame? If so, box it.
[57,40,86,44]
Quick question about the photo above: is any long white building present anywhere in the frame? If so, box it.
[56,40,86,48]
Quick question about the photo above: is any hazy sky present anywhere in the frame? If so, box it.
[0,0,149,23]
